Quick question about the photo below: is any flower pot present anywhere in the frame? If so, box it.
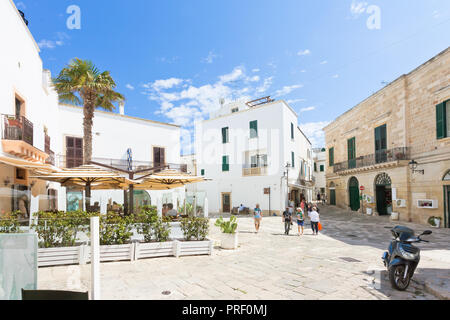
[221,232,238,250]
[434,218,441,228]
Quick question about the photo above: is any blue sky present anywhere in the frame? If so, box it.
[14,0,450,153]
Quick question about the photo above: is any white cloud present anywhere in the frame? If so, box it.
[37,32,69,50]
[432,10,441,19]
[320,60,328,65]
[252,68,260,73]
[219,67,245,83]
[202,51,219,64]
[300,70,307,73]
[125,84,135,90]
[350,1,368,18]
[300,106,316,113]
[287,98,306,104]
[256,77,273,93]
[332,74,339,78]
[16,1,26,10]
[297,49,311,56]
[274,84,303,97]
[299,121,330,147]
[148,78,185,91]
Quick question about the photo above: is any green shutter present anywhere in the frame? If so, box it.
[201,169,205,176]
[222,127,228,143]
[222,156,229,172]
[250,121,258,138]
[291,152,295,168]
[348,138,356,169]
[329,147,334,167]
[291,123,294,139]
[436,102,446,139]
[320,165,324,172]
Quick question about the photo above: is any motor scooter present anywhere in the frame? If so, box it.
[382,226,432,291]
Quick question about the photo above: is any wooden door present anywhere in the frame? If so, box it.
[66,137,83,168]
[347,137,356,169]
[153,147,166,169]
[330,189,336,205]
[222,193,231,213]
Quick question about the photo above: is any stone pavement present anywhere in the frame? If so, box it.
[38,205,450,300]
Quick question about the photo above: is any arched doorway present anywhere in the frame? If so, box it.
[348,177,360,211]
[329,182,336,205]
[443,170,450,228]
[375,173,392,216]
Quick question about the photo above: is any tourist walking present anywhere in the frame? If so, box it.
[300,199,306,214]
[253,204,262,233]
[309,206,320,235]
[282,207,292,235]
[296,207,304,236]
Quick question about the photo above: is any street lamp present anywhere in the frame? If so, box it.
[283,162,292,206]
[408,160,424,175]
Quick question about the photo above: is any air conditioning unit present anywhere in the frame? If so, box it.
[395,199,406,208]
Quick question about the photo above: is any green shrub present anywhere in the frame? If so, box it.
[99,212,133,245]
[135,206,171,242]
[0,211,22,234]
[215,216,237,234]
[180,216,210,241]
[32,211,97,248]
[428,216,442,227]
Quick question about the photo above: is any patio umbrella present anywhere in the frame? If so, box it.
[132,169,206,190]
[30,165,134,212]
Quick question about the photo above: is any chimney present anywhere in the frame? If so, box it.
[119,101,125,115]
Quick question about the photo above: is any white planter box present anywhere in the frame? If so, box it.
[37,239,213,267]
[178,239,213,256]
[220,233,238,250]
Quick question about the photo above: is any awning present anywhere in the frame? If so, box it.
[0,156,57,172]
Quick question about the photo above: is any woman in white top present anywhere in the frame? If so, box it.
[309,206,320,235]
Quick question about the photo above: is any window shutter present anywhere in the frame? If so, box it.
[222,127,228,143]
[291,152,295,168]
[222,156,229,172]
[329,147,334,167]
[250,121,258,138]
[436,102,446,139]
[291,123,294,139]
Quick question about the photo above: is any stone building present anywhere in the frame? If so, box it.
[323,47,450,227]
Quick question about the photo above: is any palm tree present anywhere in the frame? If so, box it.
[53,58,124,212]
[53,58,124,165]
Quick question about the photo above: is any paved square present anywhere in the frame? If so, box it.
[38,205,450,300]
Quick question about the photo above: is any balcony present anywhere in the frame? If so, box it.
[1,114,48,163]
[242,164,268,176]
[333,147,409,174]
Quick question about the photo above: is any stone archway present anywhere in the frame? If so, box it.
[348,177,360,211]
[375,172,392,216]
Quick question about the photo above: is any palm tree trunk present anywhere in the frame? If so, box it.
[83,97,95,165]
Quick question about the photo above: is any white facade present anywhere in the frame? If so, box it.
[313,148,327,201]
[0,0,184,216]
[194,99,313,215]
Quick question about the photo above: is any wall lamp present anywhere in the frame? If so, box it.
[408,160,424,175]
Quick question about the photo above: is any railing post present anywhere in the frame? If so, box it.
[90,216,100,300]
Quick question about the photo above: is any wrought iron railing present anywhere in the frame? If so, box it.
[334,147,409,173]
[56,155,189,173]
[2,114,34,145]
[242,164,268,176]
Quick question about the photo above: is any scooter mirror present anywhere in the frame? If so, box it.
[421,230,432,235]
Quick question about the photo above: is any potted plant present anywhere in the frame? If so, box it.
[428,216,442,228]
[215,216,238,250]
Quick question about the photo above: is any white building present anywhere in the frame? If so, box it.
[194,97,313,215]
[312,148,327,202]
[0,0,183,216]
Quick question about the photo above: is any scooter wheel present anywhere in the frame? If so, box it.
[389,264,411,291]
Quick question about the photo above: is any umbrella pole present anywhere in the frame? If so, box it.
[85,182,91,213]
[123,189,128,215]
[129,184,134,215]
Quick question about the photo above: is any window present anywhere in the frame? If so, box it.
[222,156,229,172]
[329,147,334,167]
[249,120,258,138]
[16,168,26,180]
[15,97,23,118]
[291,123,294,140]
[250,154,267,168]
[201,169,205,176]
[231,108,239,113]
[66,137,83,168]
[153,147,166,168]
[314,162,317,172]
[222,127,229,144]
[291,152,295,168]
[436,100,450,139]
[320,165,324,172]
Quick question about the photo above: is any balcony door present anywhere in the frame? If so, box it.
[66,137,83,168]
[375,124,387,163]
[221,192,231,213]
[347,137,356,169]
[153,147,166,169]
